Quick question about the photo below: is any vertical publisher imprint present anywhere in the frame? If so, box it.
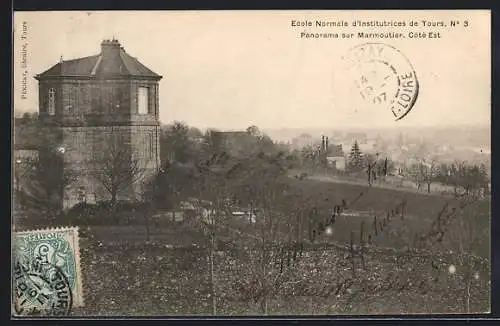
[20,21,28,100]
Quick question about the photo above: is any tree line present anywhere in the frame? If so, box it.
[14,112,489,219]
[13,115,294,214]
[341,139,489,195]
[406,159,489,195]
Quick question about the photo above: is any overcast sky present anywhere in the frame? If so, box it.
[13,10,490,130]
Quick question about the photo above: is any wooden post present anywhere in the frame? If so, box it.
[350,231,354,254]
[349,231,356,277]
[360,221,365,244]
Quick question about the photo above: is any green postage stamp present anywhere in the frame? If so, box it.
[12,227,84,316]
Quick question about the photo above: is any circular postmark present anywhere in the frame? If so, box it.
[12,256,73,317]
[335,43,419,121]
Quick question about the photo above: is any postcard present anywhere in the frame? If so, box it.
[12,10,490,316]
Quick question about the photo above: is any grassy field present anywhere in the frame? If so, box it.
[14,176,491,316]
[282,177,490,257]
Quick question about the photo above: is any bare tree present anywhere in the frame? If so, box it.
[407,158,438,193]
[458,163,489,198]
[195,164,232,316]
[14,117,77,218]
[442,161,466,196]
[236,181,292,314]
[138,176,162,242]
[199,192,229,316]
[376,157,393,181]
[21,151,78,218]
[456,212,480,313]
[408,162,423,190]
[420,158,439,193]
[94,134,145,206]
[229,153,295,315]
[365,153,378,186]
[185,132,233,316]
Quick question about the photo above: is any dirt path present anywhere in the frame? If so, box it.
[301,174,451,197]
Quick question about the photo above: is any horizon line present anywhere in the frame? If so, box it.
[12,110,490,131]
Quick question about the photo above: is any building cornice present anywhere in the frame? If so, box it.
[34,75,163,81]
[39,120,161,128]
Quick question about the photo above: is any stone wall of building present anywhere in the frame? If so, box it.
[61,125,160,208]
[38,79,159,126]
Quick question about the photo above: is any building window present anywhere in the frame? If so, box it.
[101,85,114,115]
[138,87,149,115]
[80,87,89,105]
[48,88,56,115]
[71,87,78,113]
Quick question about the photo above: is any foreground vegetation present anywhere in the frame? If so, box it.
[73,229,489,315]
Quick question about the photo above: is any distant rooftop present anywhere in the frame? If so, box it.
[216,131,248,136]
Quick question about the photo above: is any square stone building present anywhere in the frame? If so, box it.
[35,39,162,209]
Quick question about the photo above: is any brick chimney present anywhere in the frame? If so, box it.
[101,39,121,58]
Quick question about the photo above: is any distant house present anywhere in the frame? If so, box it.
[291,133,314,150]
[345,132,368,144]
[192,136,205,144]
[304,135,347,171]
[326,156,346,171]
[213,130,256,157]
[359,140,377,153]
[324,142,346,171]
[393,161,407,176]
[219,131,248,146]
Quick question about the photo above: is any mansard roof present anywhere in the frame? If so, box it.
[35,39,162,80]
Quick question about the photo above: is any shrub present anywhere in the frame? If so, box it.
[62,202,101,226]
[56,200,157,226]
